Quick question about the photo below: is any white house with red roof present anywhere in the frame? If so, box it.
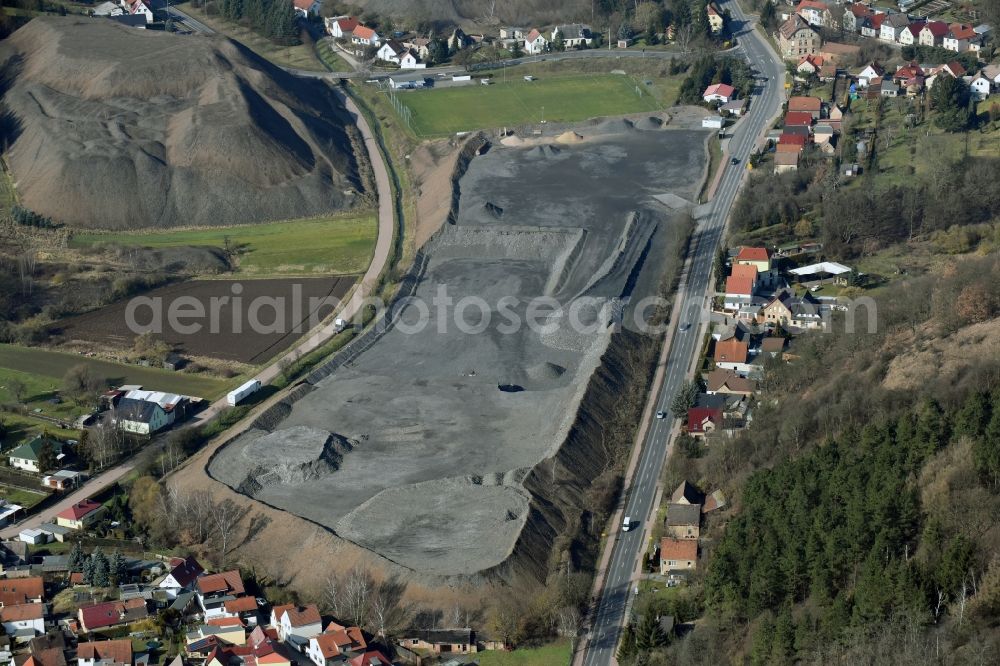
[326,16,358,38]
[292,0,321,18]
[703,83,735,103]
[524,28,548,54]
[55,499,103,530]
[1,603,44,636]
[271,604,322,644]
[127,0,153,23]
[898,21,926,45]
[196,570,247,620]
[918,21,948,46]
[351,25,381,47]
[724,263,758,311]
[944,23,976,52]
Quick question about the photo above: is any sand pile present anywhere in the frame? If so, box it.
[0,18,362,229]
[555,130,584,144]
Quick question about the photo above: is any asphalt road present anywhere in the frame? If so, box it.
[580,5,786,666]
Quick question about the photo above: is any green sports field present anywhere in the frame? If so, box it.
[70,214,377,277]
[395,74,662,136]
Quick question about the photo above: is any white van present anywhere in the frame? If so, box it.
[622,516,632,532]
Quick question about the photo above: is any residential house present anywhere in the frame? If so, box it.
[796,0,834,28]
[306,624,366,666]
[968,74,991,100]
[724,263,757,311]
[76,640,133,666]
[860,13,885,39]
[114,398,171,435]
[940,61,967,79]
[159,556,204,599]
[499,27,527,40]
[720,99,747,116]
[376,40,407,64]
[879,13,909,42]
[774,151,799,173]
[982,64,1000,87]
[77,599,148,633]
[0,578,44,607]
[403,37,431,60]
[707,3,724,33]
[127,0,153,23]
[664,503,701,540]
[880,78,900,97]
[1,604,44,637]
[788,95,821,119]
[55,500,103,530]
[814,123,836,144]
[688,394,725,437]
[446,27,471,50]
[326,16,358,38]
[196,570,246,621]
[659,538,697,574]
[398,629,476,655]
[92,1,124,16]
[919,20,949,46]
[347,652,393,666]
[827,104,844,130]
[779,15,821,59]
[785,111,814,128]
[797,54,824,75]
[672,480,704,505]
[856,62,885,88]
[551,24,592,47]
[8,436,62,474]
[762,289,823,329]
[843,3,873,33]
[351,26,380,47]
[292,0,321,18]
[760,337,787,357]
[271,604,322,644]
[703,83,736,103]
[944,23,976,52]
[187,623,247,648]
[523,29,548,54]
[898,20,926,45]
[223,597,259,626]
[704,368,757,396]
[777,133,808,153]
[893,62,924,84]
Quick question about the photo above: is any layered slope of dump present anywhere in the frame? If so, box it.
[0,18,362,229]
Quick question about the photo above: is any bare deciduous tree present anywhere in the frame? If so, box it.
[209,498,243,566]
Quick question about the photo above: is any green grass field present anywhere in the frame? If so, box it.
[0,345,232,400]
[475,641,572,666]
[316,39,352,72]
[395,74,662,136]
[70,214,377,277]
[0,486,48,509]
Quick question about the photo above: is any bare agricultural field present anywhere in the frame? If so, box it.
[59,277,354,365]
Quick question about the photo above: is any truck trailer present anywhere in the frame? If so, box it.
[227,379,261,406]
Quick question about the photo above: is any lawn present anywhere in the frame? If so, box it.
[178,4,324,71]
[0,345,232,400]
[70,214,377,277]
[0,485,48,509]
[394,74,663,136]
[475,641,572,666]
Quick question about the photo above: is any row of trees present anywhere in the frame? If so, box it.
[678,55,753,105]
[212,0,299,45]
[10,205,54,229]
[68,543,129,587]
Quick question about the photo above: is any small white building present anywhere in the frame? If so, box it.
[272,604,322,643]
[524,28,548,54]
[702,116,724,129]
[18,529,48,545]
[0,602,44,636]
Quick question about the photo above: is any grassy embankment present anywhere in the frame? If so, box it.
[178,3,324,71]
[70,214,378,277]
[315,38,352,71]
[0,345,231,400]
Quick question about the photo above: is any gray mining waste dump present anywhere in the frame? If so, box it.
[210,119,707,576]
